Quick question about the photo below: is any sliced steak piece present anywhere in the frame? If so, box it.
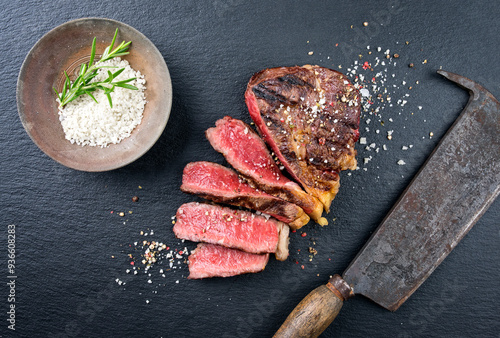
[187,243,269,279]
[245,65,361,212]
[181,161,310,229]
[173,202,289,260]
[206,116,327,226]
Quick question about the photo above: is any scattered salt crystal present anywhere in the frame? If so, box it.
[359,137,367,144]
[360,88,370,97]
[397,160,406,165]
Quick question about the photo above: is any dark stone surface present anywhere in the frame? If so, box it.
[1,1,499,337]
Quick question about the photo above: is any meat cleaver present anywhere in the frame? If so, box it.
[274,70,500,338]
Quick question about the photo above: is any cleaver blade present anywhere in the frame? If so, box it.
[343,70,500,311]
[274,70,500,338]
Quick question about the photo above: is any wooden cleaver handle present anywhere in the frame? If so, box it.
[274,275,353,338]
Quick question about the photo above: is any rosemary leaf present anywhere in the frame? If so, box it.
[116,84,138,91]
[88,37,96,66]
[55,28,136,108]
[105,93,113,108]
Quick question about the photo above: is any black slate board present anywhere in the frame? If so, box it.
[1,1,499,337]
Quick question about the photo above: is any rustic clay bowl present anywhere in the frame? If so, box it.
[17,18,172,171]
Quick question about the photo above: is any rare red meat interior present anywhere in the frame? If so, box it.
[174,202,289,261]
[187,243,269,279]
[206,116,327,225]
[245,65,361,212]
[180,161,310,229]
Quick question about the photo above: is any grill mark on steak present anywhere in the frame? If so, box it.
[278,74,314,88]
[173,202,289,260]
[206,116,326,226]
[245,65,360,212]
[180,161,310,229]
[252,83,289,103]
[187,243,269,279]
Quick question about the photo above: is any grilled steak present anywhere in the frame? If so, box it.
[180,161,310,229]
[245,65,360,212]
[173,202,289,260]
[187,243,269,279]
[206,116,327,226]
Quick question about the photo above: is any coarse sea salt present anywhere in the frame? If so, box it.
[58,58,146,147]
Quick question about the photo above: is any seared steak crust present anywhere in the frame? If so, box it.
[245,65,360,211]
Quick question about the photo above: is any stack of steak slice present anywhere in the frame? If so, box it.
[175,65,359,279]
[176,203,289,279]
[245,65,361,212]
[206,116,327,226]
[181,161,309,229]
[174,202,289,261]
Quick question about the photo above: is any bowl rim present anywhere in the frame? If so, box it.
[16,17,173,172]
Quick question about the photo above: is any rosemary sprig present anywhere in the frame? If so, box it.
[54,28,138,108]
